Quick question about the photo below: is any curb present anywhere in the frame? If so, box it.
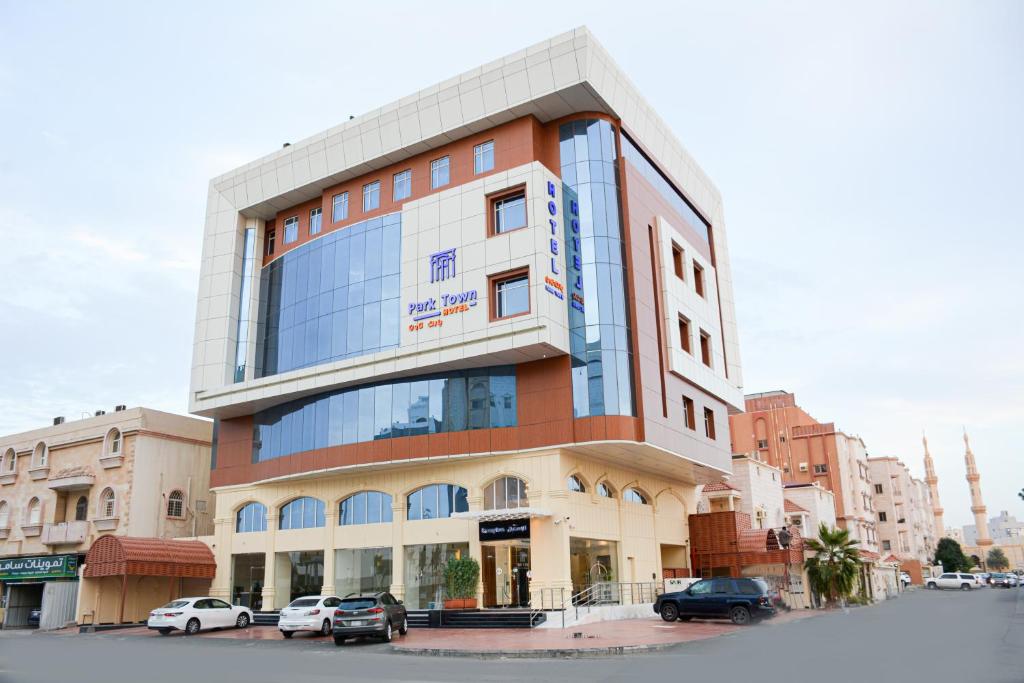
[390,640,691,659]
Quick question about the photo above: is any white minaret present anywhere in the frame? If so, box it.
[963,430,992,546]
[922,434,945,534]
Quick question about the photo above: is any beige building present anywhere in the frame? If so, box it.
[0,407,213,629]
[782,482,837,538]
[867,457,936,566]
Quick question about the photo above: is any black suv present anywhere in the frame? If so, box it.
[654,577,777,625]
[333,592,408,644]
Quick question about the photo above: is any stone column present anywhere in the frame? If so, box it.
[321,507,336,596]
[262,513,278,610]
[390,498,405,602]
[209,515,233,600]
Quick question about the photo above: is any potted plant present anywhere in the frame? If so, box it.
[443,556,480,609]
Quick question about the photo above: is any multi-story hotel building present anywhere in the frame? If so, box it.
[189,28,744,611]
[0,408,213,628]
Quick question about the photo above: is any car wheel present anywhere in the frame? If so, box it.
[158,628,171,636]
[926,582,937,590]
[660,602,679,622]
[382,620,393,643]
[185,618,201,635]
[334,636,346,646]
[236,613,250,629]
[281,630,294,639]
[321,619,331,637]
[961,583,971,591]
[729,606,751,626]
[398,617,408,635]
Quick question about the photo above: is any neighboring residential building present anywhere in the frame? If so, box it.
[188,28,745,611]
[964,511,1024,546]
[867,457,935,566]
[783,482,837,538]
[946,527,965,544]
[0,408,213,629]
[699,454,785,529]
[729,391,883,599]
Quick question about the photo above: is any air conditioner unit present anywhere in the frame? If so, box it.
[53,416,65,425]
[798,462,809,472]
[114,404,126,412]
[95,410,106,416]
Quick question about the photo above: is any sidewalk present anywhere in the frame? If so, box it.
[391,609,820,658]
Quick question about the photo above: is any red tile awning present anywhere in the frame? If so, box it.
[702,482,738,492]
[83,535,216,579]
[783,500,807,513]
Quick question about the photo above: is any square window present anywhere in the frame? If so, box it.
[363,181,380,212]
[703,407,716,440]
[332,192,349,222]
[492,270,530,319]
[756,439,768,449]
[814,463,828,474]
[699,330,712,367]
[693,262,705,298]
[431,156,450,189]
[682,396,695,430]
[309,208,322,235]
[393,170,411,201]
[678,316,691,354]
[283,217,298,244]
[474,140,494,174]
[672,244,685,280]
[492,190,527,234]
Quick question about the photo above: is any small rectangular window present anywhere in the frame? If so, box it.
[682,396,695,430]
[266,229,276,256]
[678,316,691,354]
[874,484,883,494]
[699,330,712,367]
[879,511,888,522]
[814,463,828,474]
[703,407,716,440]
[474,140,495,174]
[882,540,892,551]
[493,191,527,234]
[431,156,450,189]
[309,208,322,235]
[756,439,768,449]
[363,181,380,212]
[332,192,349,222]
[493,271,530,319]
[672,244,685,280]
[283,217,298,244]
[693,262,705,298]
[393,170,412,201]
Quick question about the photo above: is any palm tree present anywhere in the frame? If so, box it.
[804,523,862,607]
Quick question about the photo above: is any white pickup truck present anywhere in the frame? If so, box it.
[925,572,981,590]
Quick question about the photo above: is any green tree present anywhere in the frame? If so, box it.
[804,523,862,606]
[934,537,971,572]
[987,547,1009,571]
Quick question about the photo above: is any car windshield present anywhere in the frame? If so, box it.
[160,601,190,609]
[339,598,377,609]
[288,598,320,607]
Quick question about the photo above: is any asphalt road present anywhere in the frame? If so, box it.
[2,587,1021,683]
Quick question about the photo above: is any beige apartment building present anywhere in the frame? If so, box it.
[867,457,937,566]
[0,407,213,629]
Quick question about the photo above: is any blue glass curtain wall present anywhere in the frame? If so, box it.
[558,119,636,417]
[255,214,402,378]
[252,366,517,463]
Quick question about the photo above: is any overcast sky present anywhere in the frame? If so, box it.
[0,1,1020,531]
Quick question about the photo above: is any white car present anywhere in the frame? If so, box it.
[925,573,981,590]
[279,595,342,638]
[147,597,252,635]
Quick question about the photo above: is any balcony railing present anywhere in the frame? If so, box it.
[41,521,88,546]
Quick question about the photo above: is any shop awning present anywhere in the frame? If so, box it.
[83,535,216,579]
[451,507,552,522]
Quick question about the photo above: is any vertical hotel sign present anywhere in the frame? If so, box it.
[543,180,583,313]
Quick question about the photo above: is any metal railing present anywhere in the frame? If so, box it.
[529,582,660,628]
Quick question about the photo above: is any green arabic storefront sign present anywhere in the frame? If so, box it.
[0,554,79,581]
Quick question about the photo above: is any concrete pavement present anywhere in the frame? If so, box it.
[2,587,1021,682]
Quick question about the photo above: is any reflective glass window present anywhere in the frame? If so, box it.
[279,497,325,529]
[363,181,380,212]
[474,140,494,174]
[407,484,468,521]
[309,208,322,235]
[431,156,450,189]
[624,488,648,505]
[283,217,299,244]
[339,491,394,525]
[332,192,349,222]
[393,170,411,201]
[495,274,529,318]
[494,192,527,234]
[236,502,267,533]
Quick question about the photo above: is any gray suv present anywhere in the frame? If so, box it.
[333,592,408,644]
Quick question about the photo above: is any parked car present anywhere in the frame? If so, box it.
[279,595,342,637]
[925,573,981,590]
[977,572,991,585]
[654,577,777,625]
[27,608,41,629]
[332,592,408,644]
[989,573,1013,588]
[1008,574,1020,587]
[147,597,252,635]
[900,572,912,587]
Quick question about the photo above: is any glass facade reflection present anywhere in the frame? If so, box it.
[234,227,257,383]
[339,491,393,525]
[236,502,267,533]
[255,214,401,378]
[559,119,635,417]
[335,548,392,597]
[403,543,469,609]
[252,366,517,463]
[279,497,326,529]
[406,484,469,520]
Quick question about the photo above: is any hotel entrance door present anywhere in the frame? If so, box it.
[482,543,531,608]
